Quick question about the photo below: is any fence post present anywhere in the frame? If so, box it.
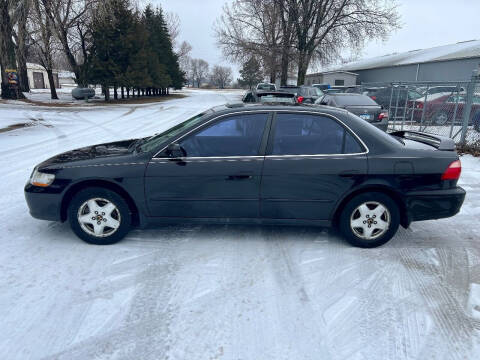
[460,71,478,144]
[387,84,395,130]
[401,85,409,131]
[450,84,461,138]
[419,85,429,130]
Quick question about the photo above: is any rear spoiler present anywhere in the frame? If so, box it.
[389,131,456,151]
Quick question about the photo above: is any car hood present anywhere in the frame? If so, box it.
[38,139,138,169]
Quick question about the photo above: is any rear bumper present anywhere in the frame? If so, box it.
[405,187,465,223]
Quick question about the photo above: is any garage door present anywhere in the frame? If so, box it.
[33,72,45,89]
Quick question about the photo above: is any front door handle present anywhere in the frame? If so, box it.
[226,175,253,181]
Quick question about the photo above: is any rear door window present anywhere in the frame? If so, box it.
[271,113,364,155]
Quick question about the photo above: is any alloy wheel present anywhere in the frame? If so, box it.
[434,111,449,125]
[77,198,121,238]
[350,201,391,240]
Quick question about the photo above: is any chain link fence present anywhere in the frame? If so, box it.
[349,78,480,146]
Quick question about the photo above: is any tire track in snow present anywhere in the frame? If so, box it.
[399,248,476,359]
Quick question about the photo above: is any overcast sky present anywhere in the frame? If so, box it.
[151,0,480,77]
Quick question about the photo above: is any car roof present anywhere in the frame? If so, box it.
[324,93,365,97]
[210,103,348,117]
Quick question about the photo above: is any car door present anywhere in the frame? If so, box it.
[260,111,368,221]
[145,112,271,219]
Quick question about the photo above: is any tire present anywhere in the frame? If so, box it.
[338,192,400,248]
[67,187,132,245]
[473,111,480,132]
[433,110,449,125]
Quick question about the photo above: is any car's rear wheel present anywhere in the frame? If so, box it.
[339,192,400,248]
[433,110,449,125]
[68,187,131,245]
[473,111,480,132]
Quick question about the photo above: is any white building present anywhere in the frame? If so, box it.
[26,63,61,89]
[305,70,358,87]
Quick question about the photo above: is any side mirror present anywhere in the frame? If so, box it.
[166,143,186,158]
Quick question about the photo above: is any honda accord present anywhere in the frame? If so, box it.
[25,104,465,248]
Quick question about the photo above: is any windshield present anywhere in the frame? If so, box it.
[334,95,378,106]
[138,112,209,153]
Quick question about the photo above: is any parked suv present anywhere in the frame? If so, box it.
[317,93,389,131]
[280,85,324,104]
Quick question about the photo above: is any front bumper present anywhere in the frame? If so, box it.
[24,183,64,221]
[405,186,466,223]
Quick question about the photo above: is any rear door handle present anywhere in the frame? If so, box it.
[339,170,361,177]
[226,175,253,181]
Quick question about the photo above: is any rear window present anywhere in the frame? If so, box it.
[280,87,299,95]
[258,84,276,91]
[333,95,378,106]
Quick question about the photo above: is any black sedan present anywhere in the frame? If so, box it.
[316,93,389,131]
[25,104,465,248]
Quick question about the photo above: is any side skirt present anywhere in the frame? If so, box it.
[142,216,331,228]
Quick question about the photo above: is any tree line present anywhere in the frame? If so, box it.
[181,58,233,89]
[0,0,185,100]
[216,0,400,86]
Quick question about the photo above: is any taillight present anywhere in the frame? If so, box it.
[416,103,424,109]
[297,96,304,103]
[370,96,377,101]
[441,160,462,180]
[378,112,388,120]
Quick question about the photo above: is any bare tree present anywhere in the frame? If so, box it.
[214,0,283,83]
[41,0,97,86]
[0,0,25,99]
[30,0,59,99]
[190,58,209,88]
[165,11,180,49]
[278,0,295,86]
[210,65,232,89]
[287,0,400,85]
[12,0,32,92]
[217,0,400,86]
[177,40,192,85]
[177,40,192,60]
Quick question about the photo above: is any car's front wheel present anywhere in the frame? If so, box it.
[68,187,131,245]
[339,192,400,248]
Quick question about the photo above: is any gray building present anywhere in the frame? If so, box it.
[305,70,358,87]
[336,40,480,84]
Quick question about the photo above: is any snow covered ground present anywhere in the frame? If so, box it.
[1,89,480,360]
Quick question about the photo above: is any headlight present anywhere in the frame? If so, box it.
[30,168,55,187]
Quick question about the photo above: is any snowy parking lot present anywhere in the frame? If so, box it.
[1,89,480,359]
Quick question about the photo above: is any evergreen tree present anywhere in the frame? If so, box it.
[238,57,264,89]
[87,1,185,100]
[144,5,185,90]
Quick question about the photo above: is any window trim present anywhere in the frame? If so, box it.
[153,111,273,159]
[265,110,368,157]
[152,109,369,159]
